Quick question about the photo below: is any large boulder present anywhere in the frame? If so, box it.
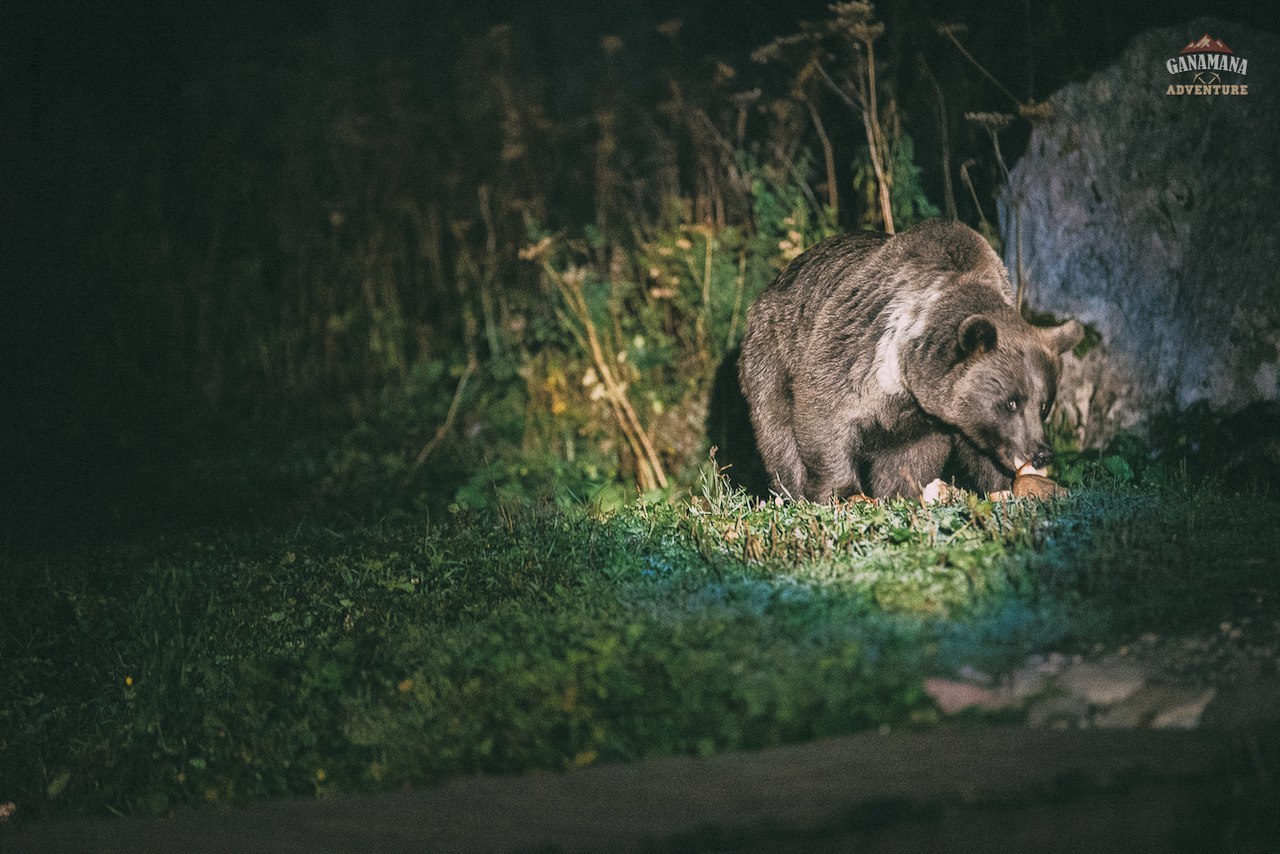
[1002,18,1280,447]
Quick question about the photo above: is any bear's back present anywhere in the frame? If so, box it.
[741,231,889,372]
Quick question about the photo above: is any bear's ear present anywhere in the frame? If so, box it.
[959,315,998,356]
[1040,319,1085,355]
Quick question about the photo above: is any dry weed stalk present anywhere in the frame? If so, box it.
[757,2,896,232]
[965,112,1022,307]
[410,355,479,474]
[540,261,668,491]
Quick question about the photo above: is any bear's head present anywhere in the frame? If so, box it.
[946,314,1084,474]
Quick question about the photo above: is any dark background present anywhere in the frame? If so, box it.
[3,0,1273,549]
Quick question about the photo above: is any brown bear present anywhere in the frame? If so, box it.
[738,220,1083,501]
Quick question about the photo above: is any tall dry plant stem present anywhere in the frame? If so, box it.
[859,33,894,234]
[937,24,1023,110]
[410,355,478,475]
[812,56,893,234]
[801,95,839,211]
[542,261,668,491]
[920,58,957,219]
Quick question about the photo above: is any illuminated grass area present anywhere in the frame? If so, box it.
[3,469,1278,819]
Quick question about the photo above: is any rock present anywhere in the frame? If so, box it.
[1093,686,1217,729]
[1027,693,1090,728]
[1055,656,1150,706]
[1093,691,1159,729]
[1150,687,1217,729]
[1002,18,1280,446]
[1006,665,1051,702]
[923,678,1013,714]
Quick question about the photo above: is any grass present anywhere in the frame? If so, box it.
[2,463,1278,821]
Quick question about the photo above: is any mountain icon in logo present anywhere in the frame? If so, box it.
[1180,34,1233,55]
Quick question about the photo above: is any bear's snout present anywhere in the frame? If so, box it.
[1031,446,1054,469]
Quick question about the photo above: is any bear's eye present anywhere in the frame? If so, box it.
[1040,402,1050,418]
[1006,397,1019,413]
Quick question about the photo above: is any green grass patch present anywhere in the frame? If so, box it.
[3,469,1278,820]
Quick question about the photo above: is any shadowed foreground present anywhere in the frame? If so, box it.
[9,713,1278,853]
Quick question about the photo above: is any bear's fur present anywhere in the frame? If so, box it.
[738,220,1083,501]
